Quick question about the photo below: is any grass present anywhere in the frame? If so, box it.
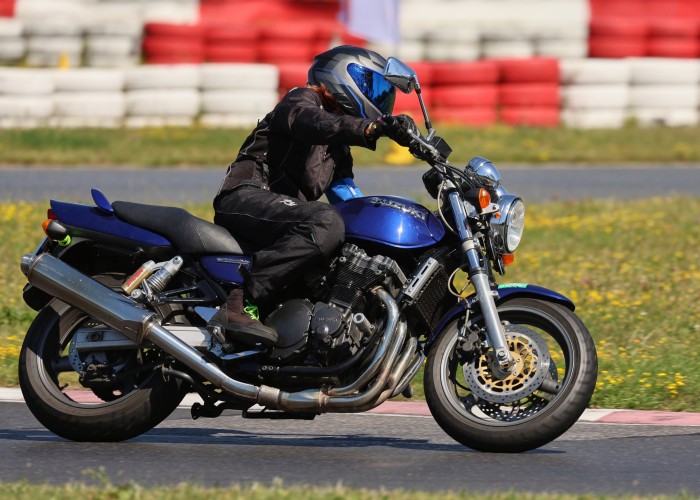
[1,198,698,411]
[0,477,697,500]
[2,124,700,167]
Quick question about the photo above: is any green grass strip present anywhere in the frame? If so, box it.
[2,125,700,166]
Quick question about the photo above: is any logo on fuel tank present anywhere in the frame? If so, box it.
[369,197,428,222]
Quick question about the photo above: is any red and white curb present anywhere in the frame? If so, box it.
[2,388,698,426]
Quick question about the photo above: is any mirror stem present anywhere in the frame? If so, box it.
[416,87,435,140]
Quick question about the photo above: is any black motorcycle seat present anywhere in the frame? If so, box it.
[112,201,253,255]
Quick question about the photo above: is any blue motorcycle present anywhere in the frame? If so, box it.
[18,59,597,452]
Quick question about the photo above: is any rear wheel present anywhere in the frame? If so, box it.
[424,298,597,452]
[19,291,187,442]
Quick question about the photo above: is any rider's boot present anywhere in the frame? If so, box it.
[207,289,278,346]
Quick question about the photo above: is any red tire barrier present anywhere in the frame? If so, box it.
[0,0,15,17]
[205,26,259,44]
[500,107,560,127]
[261,22,319,42]
[432,108,497,127]
[589,17,649,37]
[277,62,310,90]
[143,38,204,58]
[588,37,647,58]
[145,23,204,38]
[430,61,498,86]
[647,38,699,58]
[499,83,560,107]
[259,42,313,64]
[649,18,700,38]
[432,85,498,108]
[205,45,258,63]
[145,54,205,64]
[496,58,559,83]
[393,88,433,115]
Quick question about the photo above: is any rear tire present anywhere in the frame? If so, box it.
[19,299,186,442]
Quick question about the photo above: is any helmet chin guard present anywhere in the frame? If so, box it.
[308,45,396,120]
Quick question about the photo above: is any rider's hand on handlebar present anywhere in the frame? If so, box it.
[375,114,418,147]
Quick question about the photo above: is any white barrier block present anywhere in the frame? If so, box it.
[629,108,699,127]
[560,59,631,85]
[54,92,125,117]
[52,69,125,92]
[561,109,628,129]
[630,85,699,108]
[0,95,53,117]
[200,90,277,115]
[200,114,265,128]
[126,89,200,117]
[0,68,54,95]
[628,58,700,85]
[125,65,201,90]
[200,64,279,91]
[562,85,630,109]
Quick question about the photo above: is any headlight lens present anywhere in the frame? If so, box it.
[490,195,525,253]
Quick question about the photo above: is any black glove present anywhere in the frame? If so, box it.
[375,114,418,147]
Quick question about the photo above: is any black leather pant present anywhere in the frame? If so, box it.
[214,185,345,305]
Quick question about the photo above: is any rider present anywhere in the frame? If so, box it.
[209,45,418,344]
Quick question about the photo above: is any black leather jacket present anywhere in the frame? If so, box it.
[216,87,375,202]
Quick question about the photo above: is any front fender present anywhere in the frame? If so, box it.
[425,283,575,351]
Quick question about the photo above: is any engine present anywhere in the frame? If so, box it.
[264,243,407,367]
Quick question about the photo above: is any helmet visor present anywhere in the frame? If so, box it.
[347,63,396,117]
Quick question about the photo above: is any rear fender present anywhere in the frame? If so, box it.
[424,283,575,351]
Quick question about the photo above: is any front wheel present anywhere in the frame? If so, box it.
[424,298,597,453]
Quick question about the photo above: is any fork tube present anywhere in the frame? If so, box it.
[447,191,513,368]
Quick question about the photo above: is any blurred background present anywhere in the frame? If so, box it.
[0,0,699,130]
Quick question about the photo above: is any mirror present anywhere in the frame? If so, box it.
[384,57,419,94]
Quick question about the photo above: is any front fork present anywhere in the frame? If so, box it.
[447,191,515,370]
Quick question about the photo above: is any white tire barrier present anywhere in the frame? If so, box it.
[0,96,53,118]
[124,116,195,128]
[200,90,277,115]
[26,36,83,66]
[560,59,630,85]
[125,65,201,90]
[629,108,699,127]
[561,109,628,129]
[0,68,54,95]
[126,89,200,117]
[561,85,630,109]
[629,85,699,109]
[86,53,140,68]
[87,36,138,56]
[628,58,700,85]
[200,114,266,128]
[481,40,535,59]
[424,43,480,62]
[53,92,125,118]
[0,18,23,37]
[536,39,588,59]
[46,117,123,128]
[0,38,25,61]
[51,69,125,92]
[200,64,279,90]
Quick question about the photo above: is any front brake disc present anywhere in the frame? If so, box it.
[463,324,551,404]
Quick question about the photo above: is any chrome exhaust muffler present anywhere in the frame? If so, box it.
[22,253,407,413]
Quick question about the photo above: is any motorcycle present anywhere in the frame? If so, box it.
[17,58,597,452]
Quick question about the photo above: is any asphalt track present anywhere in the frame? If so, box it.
[1,165,699,204]
[1,390,699,494]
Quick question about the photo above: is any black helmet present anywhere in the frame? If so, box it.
[308,45,396,120]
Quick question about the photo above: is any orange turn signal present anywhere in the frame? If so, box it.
[502,254,515,266]
[42,219,51,236]
[478,188,491,210]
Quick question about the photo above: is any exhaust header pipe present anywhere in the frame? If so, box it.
[21,253,410,413]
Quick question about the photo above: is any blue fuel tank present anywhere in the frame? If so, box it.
[334,196,445,249]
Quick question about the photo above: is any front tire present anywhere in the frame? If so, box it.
[424,298,597,452]
[19,299,186,442]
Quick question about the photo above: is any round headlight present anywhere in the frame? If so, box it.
[490,195,525,253]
